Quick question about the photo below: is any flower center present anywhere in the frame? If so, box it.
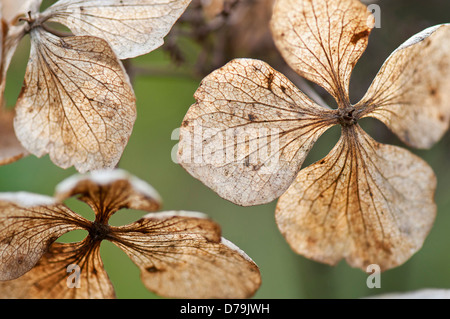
[88,221,111,242]
[338,107,357,126]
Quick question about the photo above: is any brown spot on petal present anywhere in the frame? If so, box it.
[351,29,370,44]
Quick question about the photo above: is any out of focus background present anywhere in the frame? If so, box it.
[1,0,450,298]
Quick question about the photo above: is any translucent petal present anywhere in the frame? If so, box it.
[0,194,86,280]
[45,0,192,59]
[357,24,450,149]
[112,211,261,298]
[14,29,136,172]
[55,169,161,222]
[178,58,335,206]
[0,241,115,298]
[276,125,436,270]
[271,0,373,104]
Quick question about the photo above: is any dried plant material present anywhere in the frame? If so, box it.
[178,58,334,206]
[0,0,191,171]
[276,125,436,270]
[55,169,162,216]
[270,0,374,102]
[357,24,450,149]
[46,0,192,59]
[0,169,261,299]
[0,110,28,165]
[0,5,3,68]
[0,3,33,166]
[14,29,136,172]
[178,0,447,270]
[1,241,115,299]
[114,212,261,298]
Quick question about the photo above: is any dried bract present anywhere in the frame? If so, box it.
[177,0,449,270]
[0,169,261,298]
[0,2,30,165]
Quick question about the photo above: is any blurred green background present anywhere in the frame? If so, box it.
[1,0,450,299]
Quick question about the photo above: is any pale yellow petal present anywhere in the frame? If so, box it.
[112,211,261,299]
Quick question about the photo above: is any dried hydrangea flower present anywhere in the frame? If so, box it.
[0,169,261,298]
[177,0,450,270]
[0,0,191,172]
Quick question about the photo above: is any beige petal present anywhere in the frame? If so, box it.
[270,0,373,104]
[0,241,115,299]
[357,24,450,149]
[0,110,28,165]
[14,28,136,173]
[111,211,261,299]
[45,0,192,59]
[178,58,335,206]
[276,124,436,271]
[0,193,87,280]
[55,169,161,222]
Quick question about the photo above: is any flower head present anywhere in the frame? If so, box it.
[0,169,261,298]
[177,0,450,270]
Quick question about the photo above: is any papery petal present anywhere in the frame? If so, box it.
[0,240,115,298]
[0,193,86,280]
[0,110,28,165]
[14,29,136,172]
[271,0,373,104]
[111,211,261,298]
[44,0,192,59]
[55,169,161,223]
[357,24,450,149]
[178,58,335,206]
[276,125,436,270]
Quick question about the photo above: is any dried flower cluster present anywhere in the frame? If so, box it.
[0,169,261,298]
[178,0,450,270]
